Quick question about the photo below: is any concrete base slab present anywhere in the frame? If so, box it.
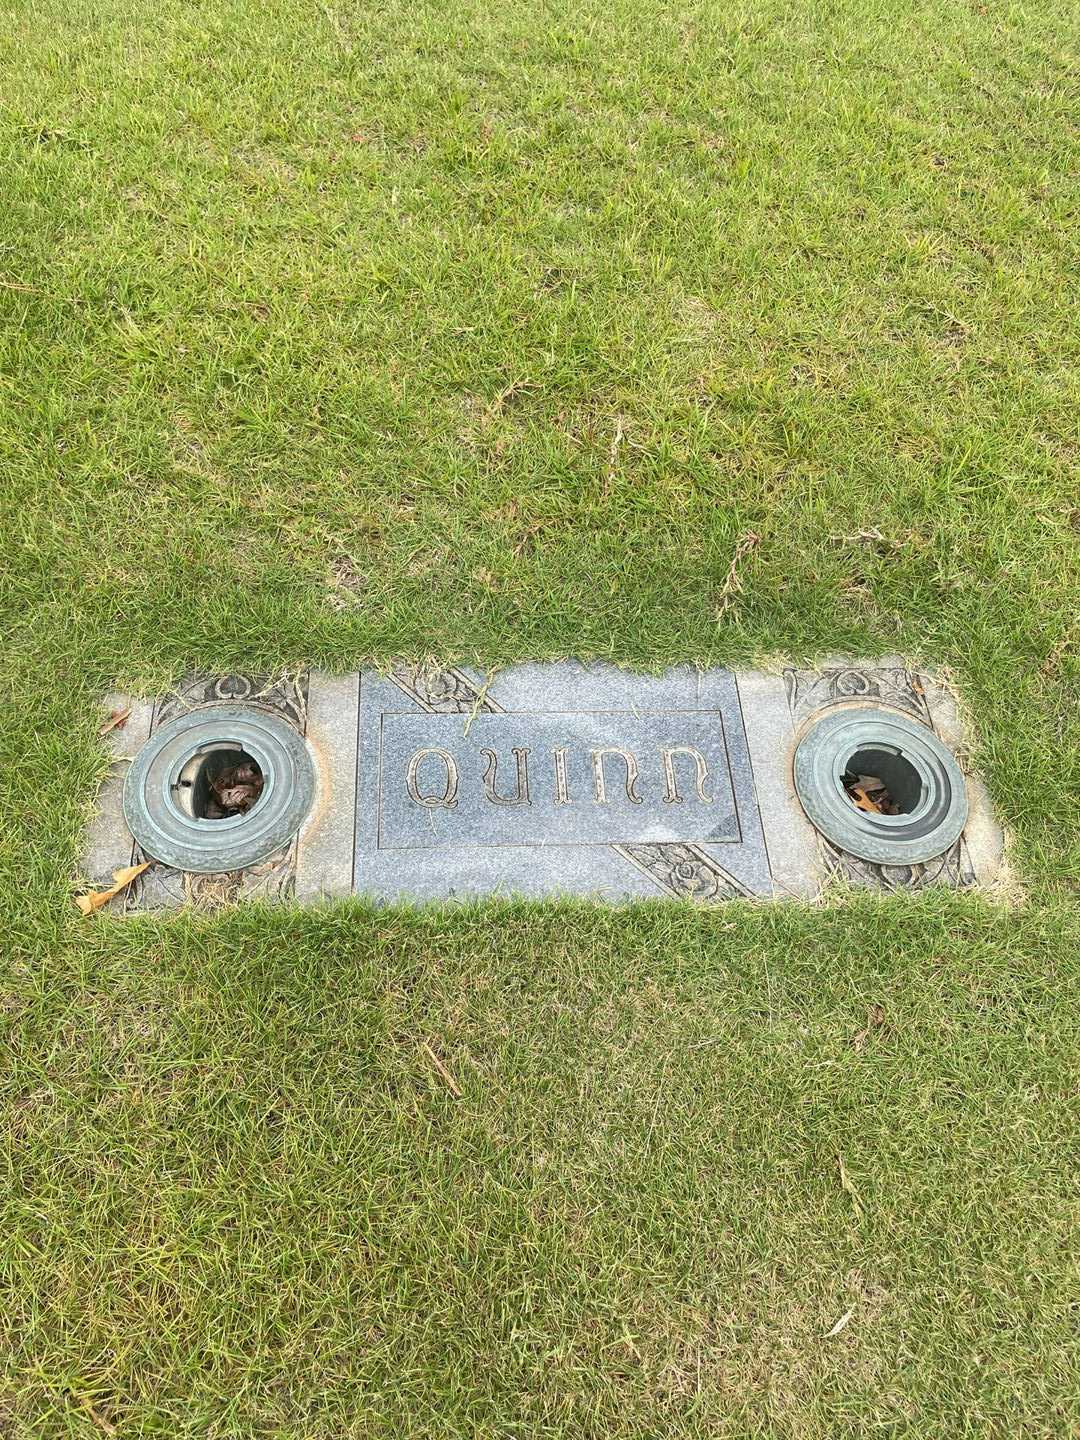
[82,696,154,887]
[81,662,1006,910]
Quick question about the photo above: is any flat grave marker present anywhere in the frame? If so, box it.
[84,661,1006,910]
[354,664,772,902]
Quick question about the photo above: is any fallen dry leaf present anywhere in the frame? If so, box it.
[824,1308,854,1338]
[203,761,263,818]
[74,862,150,916]
[98,707,131,736]
[854,1000,887,1049]
[847,781,885,814]
[843,772,900,815]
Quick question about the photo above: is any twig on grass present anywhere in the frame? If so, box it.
[513,521,546,557]
[0,277,77,302]
[98,706,131,736]
[77,1396,116,1434]
[488,377,537,416]
[715,531,761,620]
[423,1042,463,1098]
[602,415,626,496]
[838,1154,863,1217]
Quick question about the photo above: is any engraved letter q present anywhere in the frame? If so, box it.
[405,748,459,808]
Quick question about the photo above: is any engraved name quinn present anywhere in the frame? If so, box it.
[405,743,711,808]
[378,710,740,851]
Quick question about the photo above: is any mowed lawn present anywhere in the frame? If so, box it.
[1,0,1077,1433]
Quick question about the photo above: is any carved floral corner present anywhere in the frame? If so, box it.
[614,842,750,902]
[784,666,931,728]
[820,837,975,893]
[124,841,299,912]
[388,664,503,715]
[153,672,309,734]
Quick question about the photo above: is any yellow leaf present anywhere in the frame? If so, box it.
[74,862,150,916]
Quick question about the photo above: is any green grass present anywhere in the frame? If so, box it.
[0,0,1077,1432]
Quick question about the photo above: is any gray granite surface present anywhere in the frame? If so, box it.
[354,664,774,901]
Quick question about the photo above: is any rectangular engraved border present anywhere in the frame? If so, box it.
[374,707,742,851]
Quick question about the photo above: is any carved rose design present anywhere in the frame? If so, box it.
[212,675,253,702]
[822,839,973,892]
[834,669,872,697]
[389,665,502,715]
[154,673,308,732]
[784,667,930,726]
[615,843,744,902]
[666,846,725,899]
[125,841,298,912]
